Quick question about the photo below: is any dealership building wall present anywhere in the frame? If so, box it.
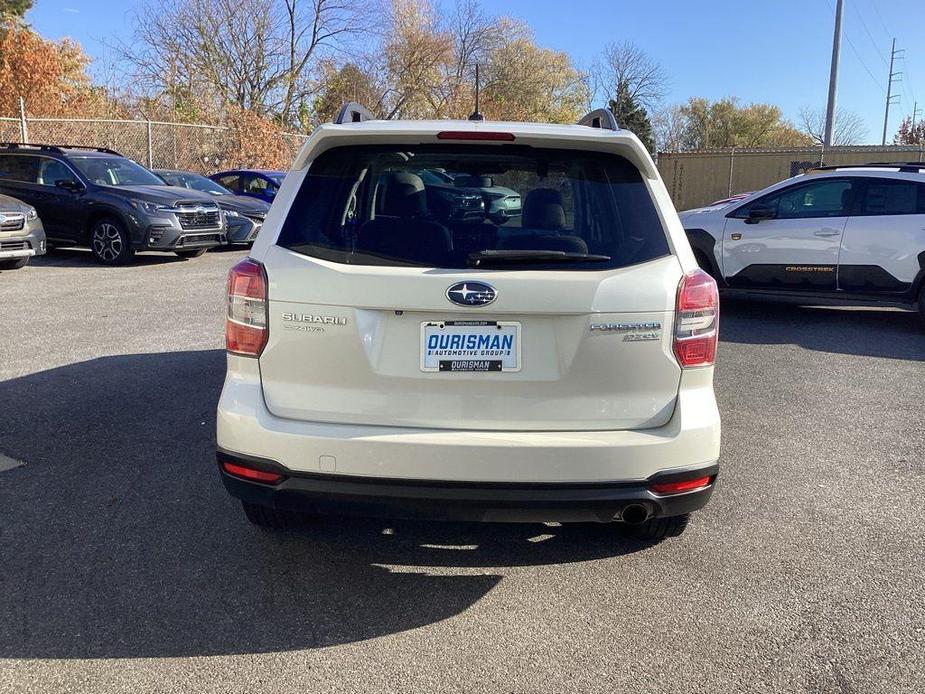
[657,146,925,211]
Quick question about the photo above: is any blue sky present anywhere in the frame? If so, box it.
[26,0,925,143]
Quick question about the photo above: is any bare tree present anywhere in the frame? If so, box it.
[591,41,668,112]
[120,0,369,126]
[381,0,453,119]
[652,104,688,153]
[435,0,522,117]
[798,106,868,146]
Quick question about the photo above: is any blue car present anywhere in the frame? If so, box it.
[209,169,286,204]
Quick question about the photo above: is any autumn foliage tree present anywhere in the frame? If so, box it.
[0,0,32,20]
[312,0,587,125]
[677,97,812,149]
[219,108,300,170]
[0,21,103,117]
[893,116,925,145]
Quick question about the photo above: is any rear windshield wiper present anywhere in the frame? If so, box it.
[468,249,611,267]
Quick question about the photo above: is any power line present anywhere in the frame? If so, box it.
[902,59,919,109]
[842,30,886,92]
[867,0,892,41]
[850,1,889,66]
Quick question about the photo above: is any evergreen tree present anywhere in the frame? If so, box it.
[608,81,654,152]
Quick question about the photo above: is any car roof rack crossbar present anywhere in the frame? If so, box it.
[335,102,375,124]
[0,142,122,156]
[577,109,619,131]
[808,161,925,173]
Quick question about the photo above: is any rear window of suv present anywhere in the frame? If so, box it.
[277,144,669,271]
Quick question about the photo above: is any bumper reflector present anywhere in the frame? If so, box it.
[649,475,713,495]
[221,461,284,485]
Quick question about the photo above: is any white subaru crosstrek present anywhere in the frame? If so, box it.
[216,105,721,542]
[680,163,925,322]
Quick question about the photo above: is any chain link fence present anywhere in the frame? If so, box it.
[0,116,308,173]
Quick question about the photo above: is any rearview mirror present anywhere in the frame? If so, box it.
[746,206,775,223]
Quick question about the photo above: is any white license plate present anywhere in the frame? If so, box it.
[420,321,521,372]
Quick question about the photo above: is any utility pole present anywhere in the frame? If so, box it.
[823,0,844,147]
[882,39,903,145]
[912,102,921,131]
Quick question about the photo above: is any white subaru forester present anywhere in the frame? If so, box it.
[216,105,721,542]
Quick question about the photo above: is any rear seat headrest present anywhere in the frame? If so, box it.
[381,172,427,218]
[523,188,566,230]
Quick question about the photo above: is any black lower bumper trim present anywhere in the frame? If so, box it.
[217,451,717,523]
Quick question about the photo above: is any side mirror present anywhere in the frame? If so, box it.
[265,188,276,199]
[746,206,775,223]
[56,179,83,193]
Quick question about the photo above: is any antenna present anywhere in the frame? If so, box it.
[468,64,484,121]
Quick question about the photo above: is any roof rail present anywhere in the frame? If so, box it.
[577,109,619,131]
[0,142,123,156]
[808,161,925,174]
[334,102,375,124]
[866,161,925,169]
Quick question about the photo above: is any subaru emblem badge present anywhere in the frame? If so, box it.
[446,281,497,307]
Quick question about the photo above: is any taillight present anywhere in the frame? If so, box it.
[226,257,268,357]
[673,269,719,368]
[221,461,284,485]
[649,475,713,495]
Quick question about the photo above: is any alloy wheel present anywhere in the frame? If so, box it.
[92,223,123,262]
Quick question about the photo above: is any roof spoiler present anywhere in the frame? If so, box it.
[577,109,619,131]
[334,102,375,124]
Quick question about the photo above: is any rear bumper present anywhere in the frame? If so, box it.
[218,450,717,523]
[216,356,721,485]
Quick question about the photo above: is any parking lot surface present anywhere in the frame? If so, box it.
[1,249,923,693]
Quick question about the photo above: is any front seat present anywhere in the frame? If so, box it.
[501,187,588,254]
[356,172,452,265]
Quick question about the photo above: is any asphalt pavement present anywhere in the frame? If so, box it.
[0,248,923,693]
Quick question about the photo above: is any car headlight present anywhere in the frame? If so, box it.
[130,199,167,215]
[224,209,240,218]
[21,206,37,221]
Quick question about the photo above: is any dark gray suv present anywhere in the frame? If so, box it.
[0,143,227,265]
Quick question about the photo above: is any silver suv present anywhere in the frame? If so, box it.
[0,192,45,271]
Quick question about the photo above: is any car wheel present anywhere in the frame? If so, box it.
[241,501,308,530]
[626,513,690,542]
[0,257,29,270]
[90,218,134,266]
[175,249,207,259]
